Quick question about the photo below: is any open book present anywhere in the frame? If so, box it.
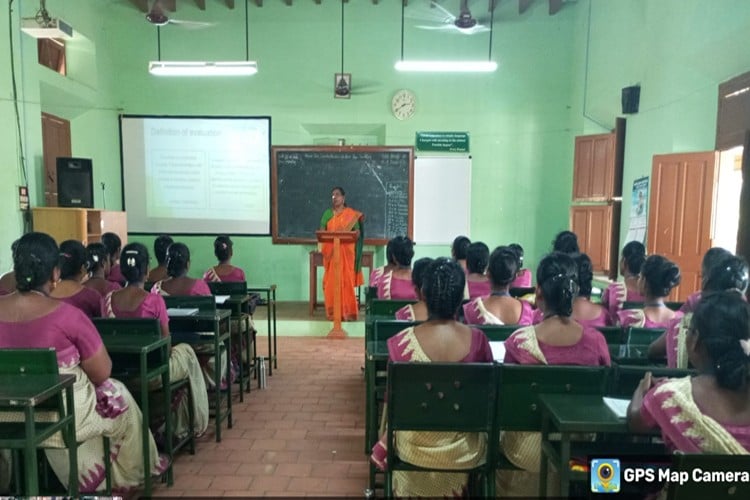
[166,307,199,317]
[489,341,506,362]
[214,295,230,304]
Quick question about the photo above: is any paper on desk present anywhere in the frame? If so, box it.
[167,308,199,316]
[603,397,629,419]
[215,295,230,304]
[490,341,506,362]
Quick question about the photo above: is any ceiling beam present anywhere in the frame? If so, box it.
[549,0,562,15]
[129,0,149,13]
[195,0,206,9]
[519,0,532,14]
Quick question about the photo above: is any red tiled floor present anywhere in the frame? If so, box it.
[150,336,368,497]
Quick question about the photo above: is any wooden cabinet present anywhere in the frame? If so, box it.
[570,203,621,276]
[32,208,127,246]
[572,133,617,201]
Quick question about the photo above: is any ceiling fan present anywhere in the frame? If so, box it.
[412,0,491,35]
[145,0,214,29]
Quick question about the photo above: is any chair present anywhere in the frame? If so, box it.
[475,324,519,342]
[596,326,624,345]
[94,317,191,489]
[366,299,417,342]
[622,301,683,312]
[0,348,80,496]
[495,364,610,475]
[664,301,684,311]
[509,287,535,298]
[666,454,750,499]
[626,327,666,345]
[385,362,497,498]
[208,281,256,399]
[608,365,696,398]
[372,320,420,343]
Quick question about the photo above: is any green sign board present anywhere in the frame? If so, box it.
[415,132,470,153]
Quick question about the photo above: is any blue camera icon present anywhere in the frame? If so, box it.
[590,459,621,493]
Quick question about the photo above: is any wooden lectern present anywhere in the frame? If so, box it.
[316,229,360,339]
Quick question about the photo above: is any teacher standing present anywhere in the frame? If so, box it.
[319,186,364,321]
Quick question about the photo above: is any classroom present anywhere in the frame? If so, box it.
[1,0,750,497]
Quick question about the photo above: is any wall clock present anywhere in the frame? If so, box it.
[391,89,416,120]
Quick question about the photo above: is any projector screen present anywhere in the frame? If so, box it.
[120,115,271,235]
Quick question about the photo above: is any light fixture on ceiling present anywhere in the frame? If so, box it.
[148,0,257,77]
[395,0,497,73]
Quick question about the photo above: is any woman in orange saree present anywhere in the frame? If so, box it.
[320,187,363,321]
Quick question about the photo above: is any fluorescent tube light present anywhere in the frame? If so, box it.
[149,61,258,76]
[395,60,497,73]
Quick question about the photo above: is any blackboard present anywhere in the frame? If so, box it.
[272,146,414,244]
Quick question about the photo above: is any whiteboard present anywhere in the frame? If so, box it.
[414,156,471,244]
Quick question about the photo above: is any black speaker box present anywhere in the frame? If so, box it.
[56,157,93,208]
[622,85,641,114]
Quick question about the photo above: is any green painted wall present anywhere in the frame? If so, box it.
[2,1,749,299]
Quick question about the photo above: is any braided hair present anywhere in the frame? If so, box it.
[573,252,594,298]
[703,254,749,294]
[58,240,86,280]
[120,243,150,283]
[85,243,109,275]
[488,246,519,288]
[552,231,580,254]
[153,234,174,266]
[641,255,681,298]
[466,242,490,274]
[422,257,465,320]
[214,235,233,262]
[166,243,191,278]
[451,236,471,261]
[537,252,579,317]
[411,257,434,296]
[14,232,58,292]
[621,241,646,275]
[390,236,415,267]
[691,290,750,390]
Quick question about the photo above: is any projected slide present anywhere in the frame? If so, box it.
[121,116,271,235]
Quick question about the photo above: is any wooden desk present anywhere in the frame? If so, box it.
[309,250,373,316]
[538,394,663,497]
[100,331,172,495]
[0,373,77,496]
[170,309,232,442]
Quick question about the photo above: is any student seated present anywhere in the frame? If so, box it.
[0,232,168,493]
[371,258,492,497]
[651,254,749,367]
[679,247,732,314]
[103,243,209,440]
[152,242,226,389]
[203,235,246,283]
[463,246,534,326]
[451,235,471,272]
[628,290,750,453]
[50,240,102,318]
[370,238,397,288]
[500,252,610,496]
[571,252,613,328]
[394,257,433,321]
[102,232,125,286]
[146,234,173,284]
[0,239,18,296]
[151,243,211,296]
[83,242,121,296]
[508,243,532,288]
[377,236,417,300]
[617,255,681,328]
[466,241,491,299]
[601,241,646,319]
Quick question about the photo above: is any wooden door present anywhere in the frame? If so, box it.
[570,203,620,275]
[573,133,616,201]
[648,152,719,301]
[41,112,72,207]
